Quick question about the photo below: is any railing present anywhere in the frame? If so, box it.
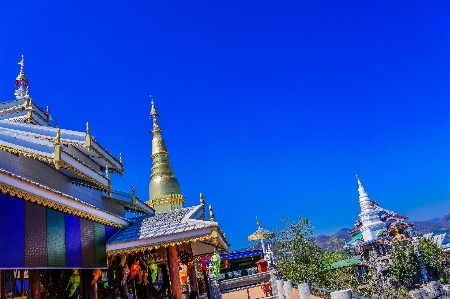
[294,282,372,299]
[215,270,372,299]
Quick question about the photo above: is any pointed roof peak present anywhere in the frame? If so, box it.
[149,95,159,119]
[14,55,29,87]
[356,173,376,214]
[149,95,162,135]
[356,173,368,196]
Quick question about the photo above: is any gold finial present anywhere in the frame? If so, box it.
[223,232,227,239]
[149,95,159,119]
[200,193,205,205]
[55,129,61,145]
[105,166,110,179]
[46,106,50,115]
[86,122,90,135]
[55,120,58,128]
[120,153,123,164]
[149,96,162,135]
[25,87,32,107]
[209,205,215,222]
[132,185,137,209]
[256,217,262,228]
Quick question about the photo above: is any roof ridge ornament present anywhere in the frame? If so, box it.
[14,55,29,87]
[209,205,215,222]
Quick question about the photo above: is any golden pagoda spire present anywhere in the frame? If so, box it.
[147,96,185,212]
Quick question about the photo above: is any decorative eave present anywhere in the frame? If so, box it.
[0,168,128,229]
[0,127,111,192]
[0,120,124,175]
[106,225,229,257]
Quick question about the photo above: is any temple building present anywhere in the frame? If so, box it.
[0,56,229,299]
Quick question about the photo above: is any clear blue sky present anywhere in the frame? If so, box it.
[1,1,450,249]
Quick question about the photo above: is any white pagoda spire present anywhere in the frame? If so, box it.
[356,173,376,214]
[356,173,385,242]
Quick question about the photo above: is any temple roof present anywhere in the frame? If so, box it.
[0,120,123,192]
[106,204,230,256]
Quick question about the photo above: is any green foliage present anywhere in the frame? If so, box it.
[419,237,447,282]
[272,216,359,292]
[389,243,419,288]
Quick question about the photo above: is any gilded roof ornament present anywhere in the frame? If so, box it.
[200,193,205,205]
[55,128,61,145]
[55,120,58,128]
[86,122,91,135]
[132,185,137,209]
[209,205,215,222]
[105,166,110,179]
[120,153,123,164]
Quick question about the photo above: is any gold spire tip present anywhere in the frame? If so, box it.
[120,153,123,164]
[132,185,136,195]
[86,122,90,135]
[200,193,205,205]
[150,96,159,119]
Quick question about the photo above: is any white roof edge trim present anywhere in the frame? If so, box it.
[106,226,214,251]
[0,169,128,227]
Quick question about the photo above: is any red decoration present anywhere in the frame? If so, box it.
[129,260,141,280]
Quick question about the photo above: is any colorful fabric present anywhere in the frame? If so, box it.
[0,193,112,268]
[25,202,47,267]
[47,209,66,266]
[93,222,106,267]
[0,193,25,267]
[65,214,82,267]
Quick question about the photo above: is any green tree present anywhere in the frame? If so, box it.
[271,216,359,295]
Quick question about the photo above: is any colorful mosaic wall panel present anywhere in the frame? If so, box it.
[0,193,116,268]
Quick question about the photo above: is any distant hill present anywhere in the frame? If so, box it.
[315,228,352,251]
[413,214,450,235]
[316,214,450,251]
